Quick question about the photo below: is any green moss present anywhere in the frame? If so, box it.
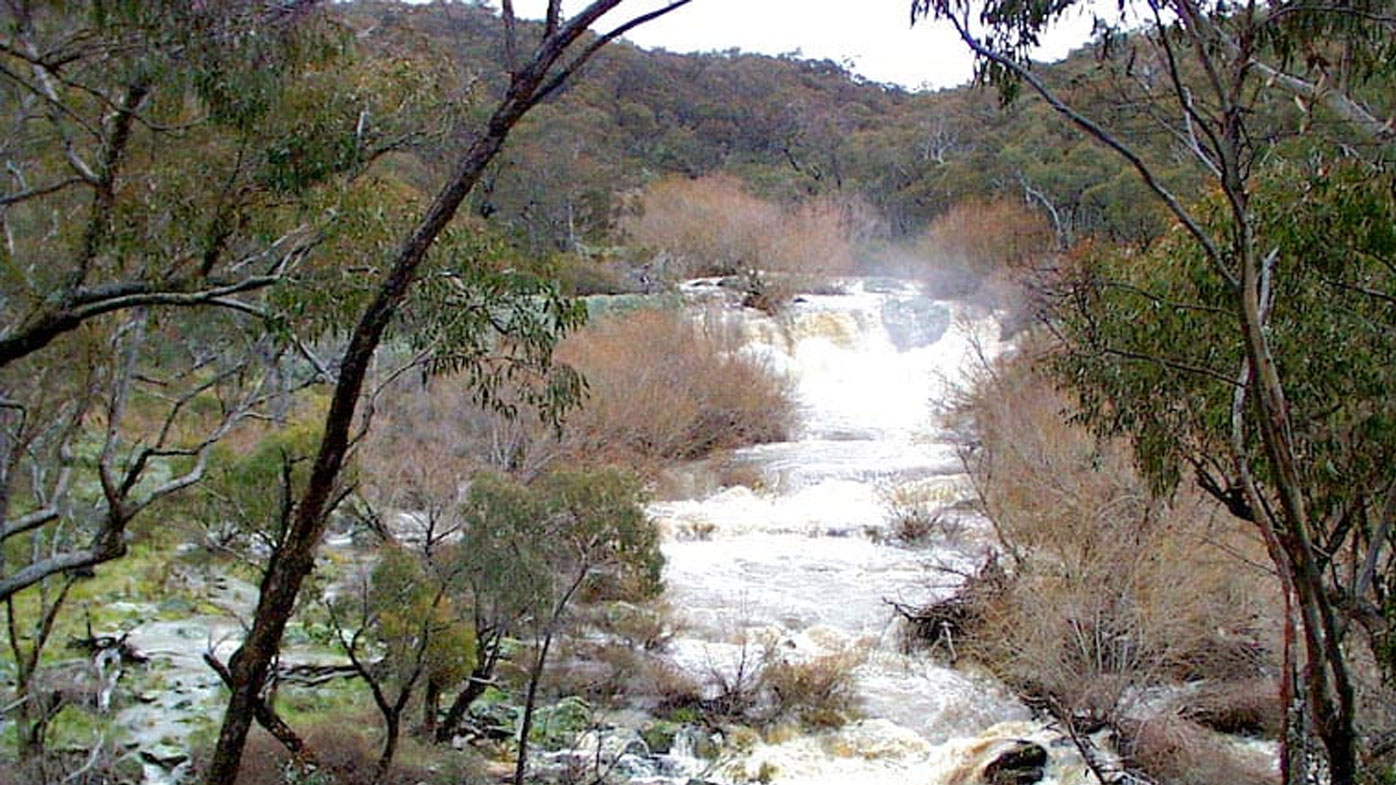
[275,678,369,725]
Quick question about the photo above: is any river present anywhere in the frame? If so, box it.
[638,277,1095,785]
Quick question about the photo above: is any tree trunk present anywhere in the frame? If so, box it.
[422,677,440,740]
[438,630,505,742]
[204,107,518,785]
[1235,234,1358,785]
[201,4,690,780]
[375,710,401,782]
[512,632,556,785]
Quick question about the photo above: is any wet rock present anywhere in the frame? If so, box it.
[642,721,680,754]
[881,297,950,351]
[982,740,1048,785]
[574,727,651,762]
[139,746,189,769]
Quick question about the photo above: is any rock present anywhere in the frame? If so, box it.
[881,296,950,351]
[982,740,1048,785]
[575,727,649,762]
[139,746,189,769]
[641,721,680,754]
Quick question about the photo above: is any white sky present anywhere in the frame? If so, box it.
[507,0,1100,91]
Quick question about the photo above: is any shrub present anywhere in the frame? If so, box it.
[203,723,457,785]
[556,307,793,467]
[620,175,861,307]
[912,198,1053,299]
[683,632,862,730]
[762,653,860,729]
[363,306,792,482]
[1172,679,1281,737]
[877,480,963,545]
[944,343,1282,777]
[1118,714,1276,785]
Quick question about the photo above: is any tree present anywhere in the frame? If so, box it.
[0,4,440,772]
[442,469,660,785]
[327,545,474,779]
[910,0,1394,781]
[204,2,693,782]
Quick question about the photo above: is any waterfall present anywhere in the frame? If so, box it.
[646,278,1096,785]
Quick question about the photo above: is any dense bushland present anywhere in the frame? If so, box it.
[940,347,1282,784]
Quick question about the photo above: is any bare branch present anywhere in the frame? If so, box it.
[940,11,1237,290]
[0,176,83,207]
[536,0,694,103]
[0,274,282,369]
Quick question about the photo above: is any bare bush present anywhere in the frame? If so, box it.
[1119,714,1277,785]
[557,308,793,467]
[621,175,859,296]
[1172,679,1282,738]
[946,344,1282,778]
[878,480,964,545]
[683,632,861,730]
[208,724,462,785]
[365,306,793,483]
[910,198,1053,299]
[763,653,861,729]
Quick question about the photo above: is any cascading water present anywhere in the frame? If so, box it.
[638,278,1097,785]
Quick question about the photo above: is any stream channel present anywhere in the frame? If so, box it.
[565,278,1097,785]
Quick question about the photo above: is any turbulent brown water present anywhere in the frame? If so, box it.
[639,278,1096,785]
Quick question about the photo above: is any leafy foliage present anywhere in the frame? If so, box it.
[1053,162,1396,539]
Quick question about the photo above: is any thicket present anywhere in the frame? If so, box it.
[645,633,862,733]
[937,348,1282,784]
[555,307,793,465]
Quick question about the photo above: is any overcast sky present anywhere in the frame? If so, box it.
[506,0,1099,91]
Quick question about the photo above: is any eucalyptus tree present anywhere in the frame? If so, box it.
[327,544,475,780]
[909,0,1394,781]
[203,2,694,782]
[0,2,452,770]
[437,469,660,785]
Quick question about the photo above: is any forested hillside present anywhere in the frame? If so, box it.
[340,1,1190,259]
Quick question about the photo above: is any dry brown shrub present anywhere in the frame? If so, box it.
[365,307,791,482]
[556,307,792,466]
[1173,678,1282,737]
[951,343,1281,744]
[214,724,458,785]
[621,174,858,285]
[1120,714,1276,785]
[763,653,861,729]
[913,198,1053,298]
[550,642,702,710]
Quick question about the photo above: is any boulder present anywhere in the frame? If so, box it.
[982,740,1048,785]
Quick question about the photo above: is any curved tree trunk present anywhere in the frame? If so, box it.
[202,4,692,782]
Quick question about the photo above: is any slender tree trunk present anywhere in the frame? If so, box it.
[512,631,556,785]
[202,4,690,780]
[438,634,503,742]
[1235,233,1358,784]
[375,710,401,782]
[205,110,518,785]
[422,677,440,740]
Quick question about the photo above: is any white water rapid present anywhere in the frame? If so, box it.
[644,278,1096,785]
